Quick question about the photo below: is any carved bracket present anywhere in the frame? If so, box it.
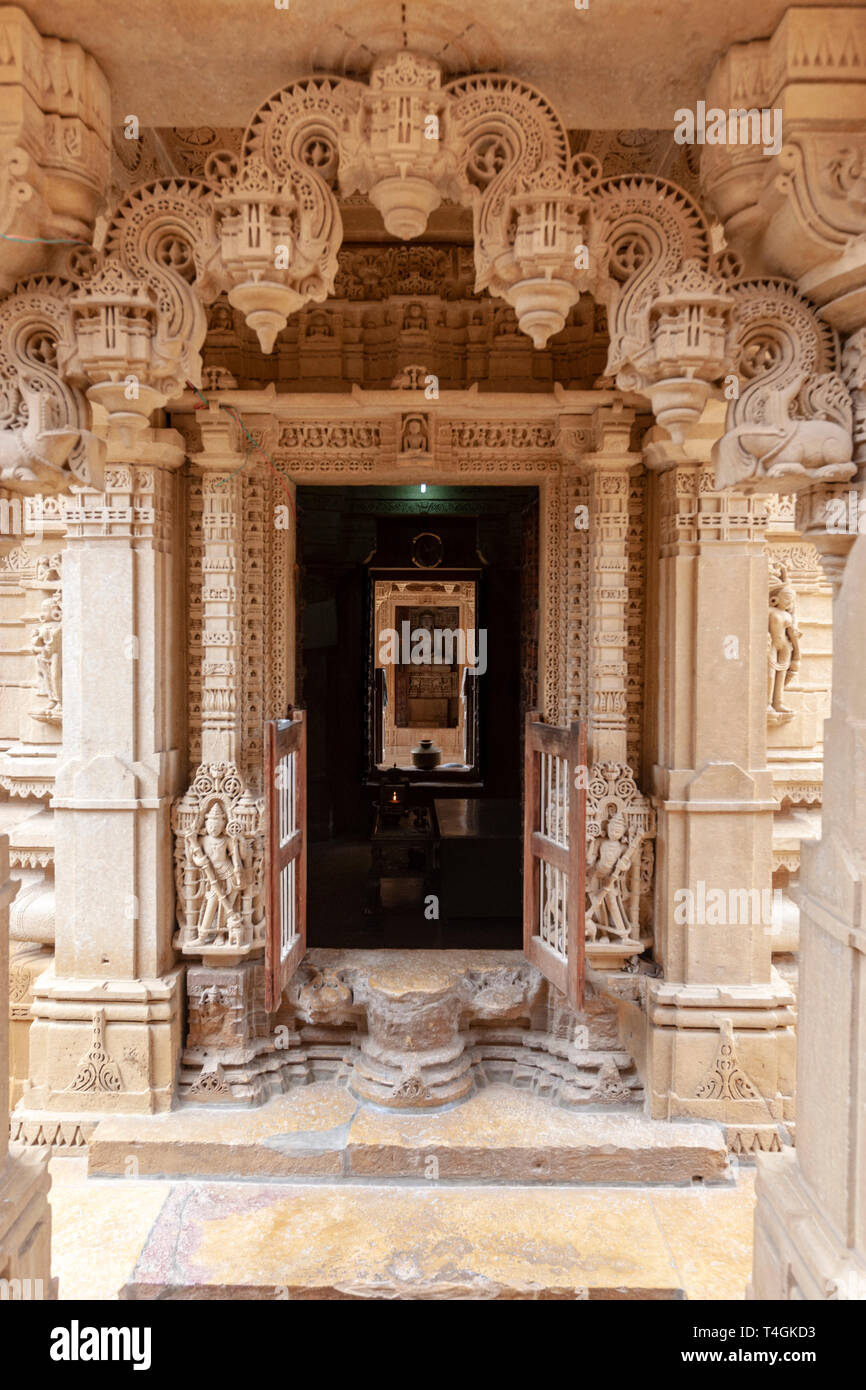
[712,278,855,493]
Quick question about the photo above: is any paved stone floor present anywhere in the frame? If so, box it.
[48,1155,757,1300]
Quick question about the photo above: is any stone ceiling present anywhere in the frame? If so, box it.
[109,124,702,230]
[19,0,863,129]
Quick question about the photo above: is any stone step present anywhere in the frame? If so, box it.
[122,1178,695,1300]
[89,1080,729,1185]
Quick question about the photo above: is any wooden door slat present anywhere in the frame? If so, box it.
[265,709,307,1012]
[522,710,586,1009]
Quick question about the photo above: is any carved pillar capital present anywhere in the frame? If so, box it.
[0,8,110,290]
[701,7,866,332]
[794,481,862,595]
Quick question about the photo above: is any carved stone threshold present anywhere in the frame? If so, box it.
[176,949,645,1110]
[89,1080,727,1186]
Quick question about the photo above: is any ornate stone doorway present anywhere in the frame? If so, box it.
[294,482,534,954]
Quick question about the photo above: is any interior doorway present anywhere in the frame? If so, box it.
[297,484,538,948]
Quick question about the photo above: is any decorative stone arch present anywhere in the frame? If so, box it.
[0,17,859,1168]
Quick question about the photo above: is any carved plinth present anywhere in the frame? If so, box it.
[8,942,52,1109]
[21,969,185,1116]
[179,958,308,1104]
[352,983,473,1108]
[0,833,54,1293]
[646,989,796,1154]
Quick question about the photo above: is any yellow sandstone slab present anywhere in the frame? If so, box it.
[346,1085,728,1182]
[49,1160,172,1301]
[123,1181,685,1300]
[307,947,524,997]
[88,1081,358,1178]
[89,1081,727,1183]
[648,1170,757,1302]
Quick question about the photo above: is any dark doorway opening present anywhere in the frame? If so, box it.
[297,484,538,947]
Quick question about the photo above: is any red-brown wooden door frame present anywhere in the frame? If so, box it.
[523,710,587,1009]
[265,710,307,1012]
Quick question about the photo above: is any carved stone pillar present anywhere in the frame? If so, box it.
[0,833,53,1295]
[173,409,276,1102]
[644,440,795,1154]
[561,407,656,970]
[0,499,67,1107]
[583,410,639,766]
[20,433,187,1128]
[702,4,866,1290]
[751,482,866,1297]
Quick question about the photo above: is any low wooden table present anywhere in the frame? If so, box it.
[364,802,439,914]
[434,798,521,919]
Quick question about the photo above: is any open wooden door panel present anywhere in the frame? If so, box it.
[265,709,307,1012]
[523,711,587,1009]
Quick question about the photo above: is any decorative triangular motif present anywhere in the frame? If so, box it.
[66,1009,123,1094]
[697,1020,760,1102]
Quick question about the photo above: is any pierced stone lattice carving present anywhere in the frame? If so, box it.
[590,177,735,436]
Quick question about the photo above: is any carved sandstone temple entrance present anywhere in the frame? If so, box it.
[1,2,865,1300]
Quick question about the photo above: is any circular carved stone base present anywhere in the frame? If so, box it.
[351,983,472,1108]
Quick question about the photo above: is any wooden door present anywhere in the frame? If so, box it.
[265,710,307,1012]
[523,711,587,1009]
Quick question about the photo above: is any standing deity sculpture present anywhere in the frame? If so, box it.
[585,811,640,942]
[767,565,801,725]
[30,594,62,721]
[183,802,247,948]
[172,765,266,957]
[584,765,655,951]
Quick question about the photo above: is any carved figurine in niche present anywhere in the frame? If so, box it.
[31,594,62,719]
[172,767,265,956]
[585,810,639,942]
[189,983,239,1046]
[767,565,801,724]
[306,309,332,339]
[402,302,428,333]
[584,764,655,947]
[401,413,429,453]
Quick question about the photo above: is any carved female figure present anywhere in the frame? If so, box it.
[31,595,62,716]
[767,569,801,720]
